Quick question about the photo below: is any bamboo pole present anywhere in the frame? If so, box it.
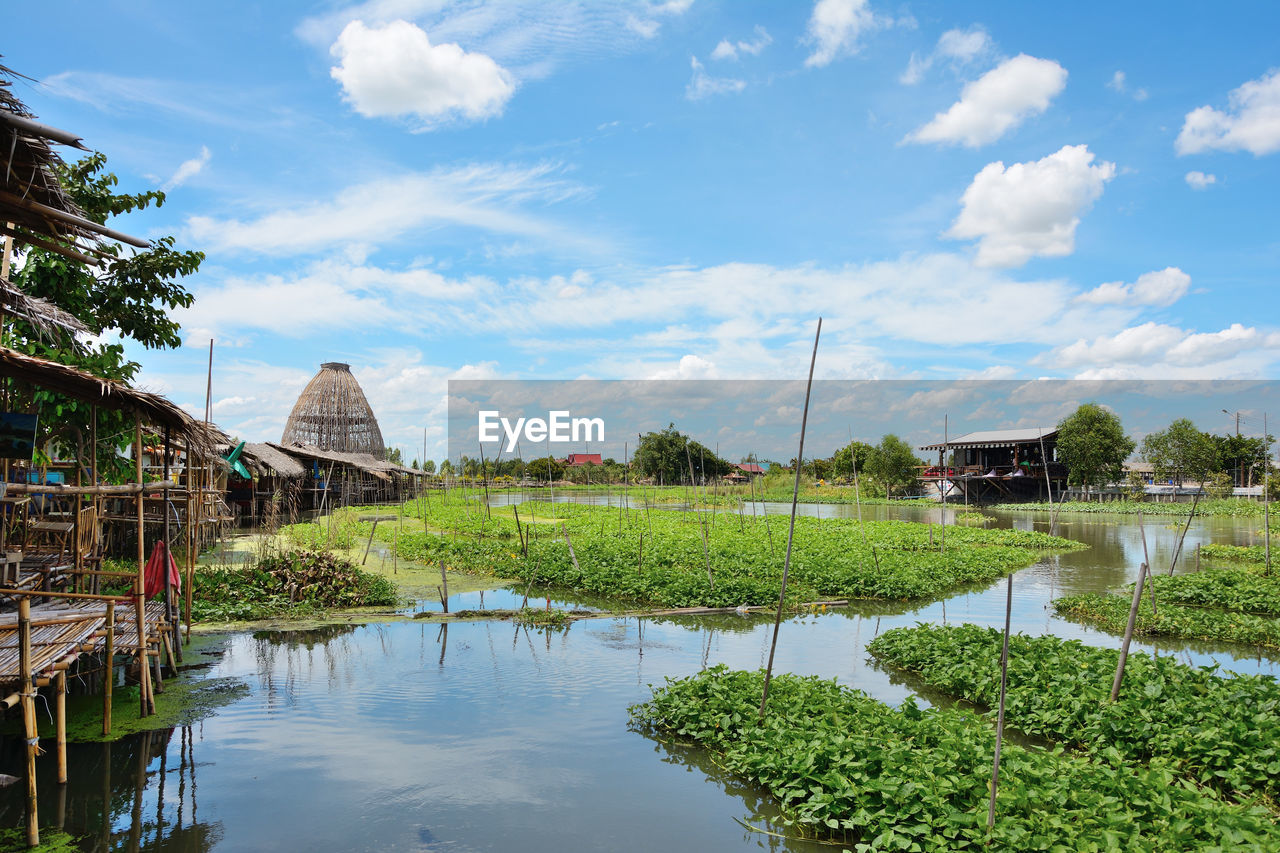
[1110,559,1149,702]
[759,317,821,721]
[134,419,153,717]
[940,414,947,554]
[1167,490,1201,575]
[438,559,449,613]
[55,670,67,784]
[19,596,39,847]
[987,572,1013,830]
[1265,413,1271,577]
[103,601,114,736]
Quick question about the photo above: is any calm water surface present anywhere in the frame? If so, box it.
[1,500,1274,850]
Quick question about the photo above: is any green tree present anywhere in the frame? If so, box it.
[866,434,920,496]
[1056,403,1136,499]
[385,447,404,465]
[438,459,454,476]
[1213,433,1273,487]
[634,424,733,484]
[526,456,564,481]
[422,459,436,474]
[1142,419,1218,488]
[9,153,202,479]
[832,440,875,480]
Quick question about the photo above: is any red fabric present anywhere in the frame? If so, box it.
[144,542,181,597]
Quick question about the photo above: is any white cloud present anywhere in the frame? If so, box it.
[1185,170,1217,190]
[184,162,590,256]
[161,146,211,191]
[686,57,745,100]
[900,25,992,84]
[946,144,1116,267]
[1177,69,1280,156]
[329,19,515,127]
[906,54,1067,147]
[711,25,772,61]
[648,353,719,379]
[1106,70,1148,101]
[1045,322,1280,372]
[627,0,695,40]
[1077,267,1191,308]
[804,0,887,68]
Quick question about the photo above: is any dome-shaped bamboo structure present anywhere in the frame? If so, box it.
[281,362,385,456]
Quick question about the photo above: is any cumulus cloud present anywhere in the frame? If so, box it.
[804,0,887,68]
[946,144,1116,267]
[906,54,1067,147]
[1185,171,1217,190]
[627,0,695,39]
[161,146,211,191]
[1177,69,1280,156]
[711,25,772,61]
[647,353,719,379]
[686,56,745,100]
[1045,322,1280,371]
[329,19,515,127]
[900,25,993,85]
[1076,267,1191,308]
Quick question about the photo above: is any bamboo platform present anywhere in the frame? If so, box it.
[0,605,106,682]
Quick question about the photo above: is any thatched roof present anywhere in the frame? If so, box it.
[0,62,148,263]
[268,442,420,480]
[0,276,87,337]
[0,345,213,453]
[281,362,385,457]
[242,442,305,478]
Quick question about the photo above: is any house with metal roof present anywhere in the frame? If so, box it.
[919,427,1065,502]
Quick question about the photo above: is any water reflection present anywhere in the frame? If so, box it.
[0,725,219,852]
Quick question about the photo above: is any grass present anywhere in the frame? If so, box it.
[631,665,1280,851]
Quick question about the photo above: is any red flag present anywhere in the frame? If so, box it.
[144,541,181,598]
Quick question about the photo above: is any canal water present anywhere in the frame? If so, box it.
[1,501,1274,851]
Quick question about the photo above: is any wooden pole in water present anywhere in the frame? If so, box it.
[103,601,115,736]
[1138,510,1157,617]
[1264,413,1271,577]
[19,596,39,847]
[438,559,449,613]
[1167,490,1201,575]
[940,414,947,554]
[55,670,67,784]
[1110,559,1149,702]
[759,317,821,721]
[987,571,1013,830]
[1037,428,1056,536]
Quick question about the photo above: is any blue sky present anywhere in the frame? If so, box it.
[7,1,1280,462]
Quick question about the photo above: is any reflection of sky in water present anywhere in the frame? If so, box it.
[0,507,1274,851]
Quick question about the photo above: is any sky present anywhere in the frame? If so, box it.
[6,1,1280,463]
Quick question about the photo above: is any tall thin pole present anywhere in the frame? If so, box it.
[940,414,947,553]
[1264,413,1271,576]
[987,571,1013,830]
[759,318,821,720]
[19,596,39,847]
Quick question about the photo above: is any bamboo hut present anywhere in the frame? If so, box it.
[281,362,385,456]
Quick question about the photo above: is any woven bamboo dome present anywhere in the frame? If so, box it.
[281,362,385,457]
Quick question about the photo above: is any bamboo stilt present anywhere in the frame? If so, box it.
[19,597,39,847]
[987,572,1013,830]
[103,601,114,736]
[55,670,67,784]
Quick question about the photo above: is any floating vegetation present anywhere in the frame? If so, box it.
[1201,543,1269,565]
[954,510,992,524]
[388,493,1082,609]
[631,665,1280,851]
[992,499,1267,517]
[192,549,398,622]
[869,624,1280,806]
[1053,592,1280,650]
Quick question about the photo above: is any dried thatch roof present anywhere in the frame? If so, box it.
[0,276,87,336]
[0,345,213,453]
[281,362,385,457]
[242,442,306,478]
[0,62,148,263]
[268,442,421,480]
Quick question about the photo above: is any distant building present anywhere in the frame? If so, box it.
[919,427,1065,502]
[561,453,603,467]
[733,463,766,476]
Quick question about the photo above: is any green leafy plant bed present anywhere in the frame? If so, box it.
[868,624,1280,807]
[389,493,1083,609]
[954,511,992,524]
[1201,544,1270,565]
[1144,569,1280,616]
[630,666,1280,851]
[192,549,398,622]
[1052,593,1280,650]
[992,499,1266,517]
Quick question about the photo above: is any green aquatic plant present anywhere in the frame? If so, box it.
[992,499,1266,517]
[1052,592,1280,650]
[631,666,1280,850]
[192,549,398,622]
[869,623,1280,806]
[387,492,1083,609]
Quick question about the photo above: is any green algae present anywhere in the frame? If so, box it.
[0,828,81,851]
